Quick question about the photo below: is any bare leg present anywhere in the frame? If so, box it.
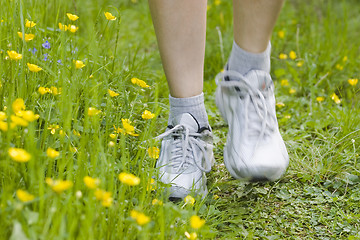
[148,0,207,98]
[233,0,284,53]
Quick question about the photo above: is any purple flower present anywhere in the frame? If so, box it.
[57,59,63,65]
[43,53,49,61]
[42,40,50,49]
[28,47,37,55]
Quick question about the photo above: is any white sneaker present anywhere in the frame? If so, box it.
[215,68,289,181]
[156,113,214,199]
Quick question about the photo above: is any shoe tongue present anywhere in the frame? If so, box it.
[244,70,272,91]
[172,113,200,132]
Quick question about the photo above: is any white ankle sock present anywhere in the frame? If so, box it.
[168,93,209,129]
[227,41,271,75]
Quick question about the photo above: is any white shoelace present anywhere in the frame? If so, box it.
[156,125,212,174]
[215,70,276,148]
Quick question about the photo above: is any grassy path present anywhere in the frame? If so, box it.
[1,0,360,239]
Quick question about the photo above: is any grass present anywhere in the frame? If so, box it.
[1,0,360,239]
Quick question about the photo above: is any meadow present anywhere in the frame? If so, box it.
[1,0,360,239]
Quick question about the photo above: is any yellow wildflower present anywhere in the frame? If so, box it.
[289,51,297,60]
[58,23,68,31]
[278,30,285,39]
[141,110,155,119]
[48,124,60,134]
[109,133,117,139]
[25,19,36,28]
[280,79,289,86]
[94,189,113,207]
[68,24,78,33]
[0,122,8,132]
[335,64,343,71]
[88,107,101,116]
[185,232,198,240]
[17,32,35,42]
[184,195,195,206]
[147,178,156,191]
[316,96,325,102]
[289,88,296,94]
[104,12,116,21]
[331,93,341,104]
[38,87,48,95]
[12,98,26,114]
[214,0,221,5]
[296,60,304,67]
[130,210,151,226]
[75,60,85,69]
[276,102,285,108]
[83,176,100,189]
[121,118,139,136]
[131,78,150,88]
[152,199,163,206]
[343,56,348,62]
[50,86,60,95]
[147,147,160,159]
[0,111,6,121]
[66,13,79,21]
[46,178,73,194]
[279,53,288,60]
[7,50,22,60]
[108,89,119,97]
[8,148,31,162]
[284,115,291,119]
[11,115,28,127]
[348,78,358,86]
[16,190,35,202]
[73,129,81,136]
[119,172,140,186]
[46,148,60,159]
[27,63,42,72]
[190,215,205,229]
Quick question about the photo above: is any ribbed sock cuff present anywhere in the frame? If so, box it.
[228,41,271,75]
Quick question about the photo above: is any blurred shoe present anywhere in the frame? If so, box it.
[215,68,289,181]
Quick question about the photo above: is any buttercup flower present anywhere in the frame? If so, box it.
[142,110,155,119]
[75,60,85,69]
[348,78,358,86]
[276,102,285,108]
[17,32,35,42]
[27,63,42,72]
[130,210,151,226]
[336,64,343,71]
[16,190,35,202]
[12,98,26,114]
[94,189,113,207]
[190,215,205,229]
[184,195,195,205]
[7,50,22,60]
[289,88,296,94]
[108,89,119,97]
[46,148,60,159]
[46,178,73,193]
[66,13,79,21]
[280,79,289,86]
[289,50,297,60]
[58,23,68,31]
[131,78,150,88]
[279,53,288,60]
[11,115,28,127]
[185,232,198,240]
[20,110,39,122]
[48,124,60,134]
[88,107,101,116]
[8,148,31,162]
[104,12,116,21]
[68,24,78,33]
[296,60,304,67]
[118,172,140,186]
[25,19,36,28]
[331,93,341,104]
[121,118,139,136]
[152,199,163,206]
[316,96,325,102]
[278,30,285,39]
[83,176,100,189]
[147,147,160,159]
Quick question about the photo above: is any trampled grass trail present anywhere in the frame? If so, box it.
[1,0,360,239]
